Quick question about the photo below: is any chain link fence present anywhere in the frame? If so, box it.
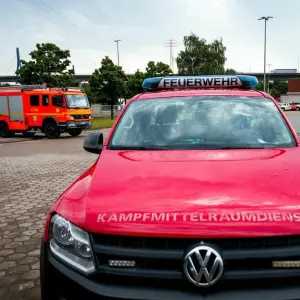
[91,104,123,117]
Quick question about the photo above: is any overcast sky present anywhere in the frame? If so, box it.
[1,0,300,75]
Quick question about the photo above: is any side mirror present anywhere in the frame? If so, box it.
[83,132,103,154]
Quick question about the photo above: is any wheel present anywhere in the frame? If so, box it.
[67,129,82,137]
[0,123,15,138]
[296,107,300,111]
[22,132,36,137]
[0,123,8,138]
[44,123,60,139]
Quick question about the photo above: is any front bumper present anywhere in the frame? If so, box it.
[60,121,92,130]
[40,241,300,300]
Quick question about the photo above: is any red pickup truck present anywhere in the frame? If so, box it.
[40,74,300,300]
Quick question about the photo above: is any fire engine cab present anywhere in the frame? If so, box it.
[0,85,92,139]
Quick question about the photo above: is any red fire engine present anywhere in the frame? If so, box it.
[0,85,92,139]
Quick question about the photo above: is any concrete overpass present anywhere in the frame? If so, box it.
[1,72,300,84]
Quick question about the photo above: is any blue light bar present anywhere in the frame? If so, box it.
[142,75,258,90]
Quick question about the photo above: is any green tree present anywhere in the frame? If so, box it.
[89,56,128,119]
[255,80,287,98]
[16,43,75,87]
[81,83,94,104]
[224,68,237,74]
[271,80,288,95]
[270,89,281,98]
[127,69,145,98]
[176,32,235,75]
[256,81,264,91]
[145,61,173,77]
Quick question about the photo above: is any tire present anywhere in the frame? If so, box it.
[296,107,300,111]
[67,129,82,137]
[0,122,15,138]
[40,240,60,300]
[22,132,36,137]
[44,123,60,139]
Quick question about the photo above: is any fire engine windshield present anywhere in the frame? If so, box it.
[66,94,90,109]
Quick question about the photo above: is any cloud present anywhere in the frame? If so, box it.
[1,0,300,75]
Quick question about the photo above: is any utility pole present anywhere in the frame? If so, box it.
[164,39,177,72]
[114,40,121,66]
[258,16,273,92]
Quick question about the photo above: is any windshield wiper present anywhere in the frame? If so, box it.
[109,146,168,150]
[218,145,268,149]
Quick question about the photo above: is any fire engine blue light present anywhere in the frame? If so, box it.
[236,75,259,89]
[142,75,258,90]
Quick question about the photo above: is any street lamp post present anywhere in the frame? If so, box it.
[114,39,121,66]
[258,16,273,92]
[267,63,272,93]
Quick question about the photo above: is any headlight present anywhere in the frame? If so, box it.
[69,116,74,120]
[49,214,95,275]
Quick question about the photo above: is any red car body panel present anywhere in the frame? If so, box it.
[55,147,300,238]
[51,89,300,240]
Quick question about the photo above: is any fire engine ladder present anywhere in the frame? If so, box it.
[0,85,84,92]
[11,85,47,91]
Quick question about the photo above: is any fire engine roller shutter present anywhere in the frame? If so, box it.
[8,96,24,121]
[0,96,8,116]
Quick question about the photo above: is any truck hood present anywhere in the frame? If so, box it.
[56,148,300,238]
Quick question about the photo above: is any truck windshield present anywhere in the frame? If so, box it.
[66,94,90,108]
[109,96,297,150]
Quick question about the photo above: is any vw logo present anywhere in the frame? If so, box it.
[183,245,224,287]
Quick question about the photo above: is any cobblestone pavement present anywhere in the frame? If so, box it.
[0,129,110,300]
[0,112,300,299]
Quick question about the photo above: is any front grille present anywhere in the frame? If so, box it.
[90,234,300,291]
[71,114,90,120]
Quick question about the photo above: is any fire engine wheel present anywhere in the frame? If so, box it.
[0,123,15,138]
[44,123,61,139]
[67,129,83,137]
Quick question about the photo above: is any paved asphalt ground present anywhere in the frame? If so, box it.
[0,112,300,300]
